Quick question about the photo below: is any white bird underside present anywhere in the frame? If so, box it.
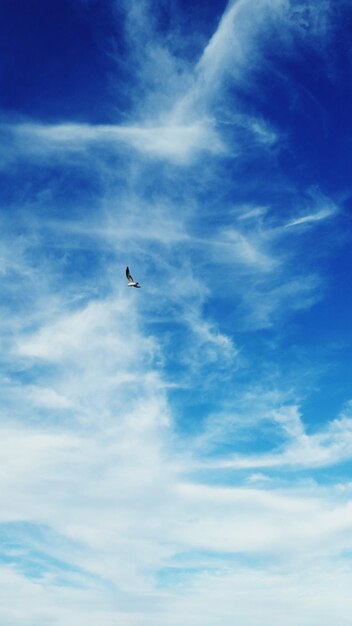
[125,266,141,288]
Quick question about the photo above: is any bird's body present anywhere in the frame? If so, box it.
[126,266,141,288]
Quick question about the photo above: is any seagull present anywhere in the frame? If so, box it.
[126,266,141,288]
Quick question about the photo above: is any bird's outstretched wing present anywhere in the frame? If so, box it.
[126,266,133,282]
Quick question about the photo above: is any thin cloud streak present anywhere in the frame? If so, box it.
[285,207,337,228]
[5,120,224,163]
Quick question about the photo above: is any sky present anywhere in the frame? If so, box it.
[0,0,352,624]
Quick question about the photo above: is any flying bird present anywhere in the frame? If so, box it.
[126,266,141,288]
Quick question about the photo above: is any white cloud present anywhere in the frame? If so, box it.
[0,1,349,624]
[237,206,268,221]
[286,207,337,228]
[9,121,224,163]
[220,227,279,272]
[241,273,322,329]
[195,0,286,94]
[8,383,72,410]
[211,402,352,471]
[2,458,352,625]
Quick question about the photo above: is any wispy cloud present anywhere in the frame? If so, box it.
[188,0,287,105]
[0,0,350,624]
[209,401,352,471]
[285,207,337,228]
[4,120,224,164]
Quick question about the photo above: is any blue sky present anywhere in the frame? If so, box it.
[1,0,352,624]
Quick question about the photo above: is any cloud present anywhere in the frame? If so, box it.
[183,0,287,110]
[0,0,350,624]
[3,459,352,626]
[218,227,279,272]
[285,207,336,228]
[4,120,224,164]
[210,402,352,471]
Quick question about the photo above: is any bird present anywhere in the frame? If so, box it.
[126,266,141,288]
